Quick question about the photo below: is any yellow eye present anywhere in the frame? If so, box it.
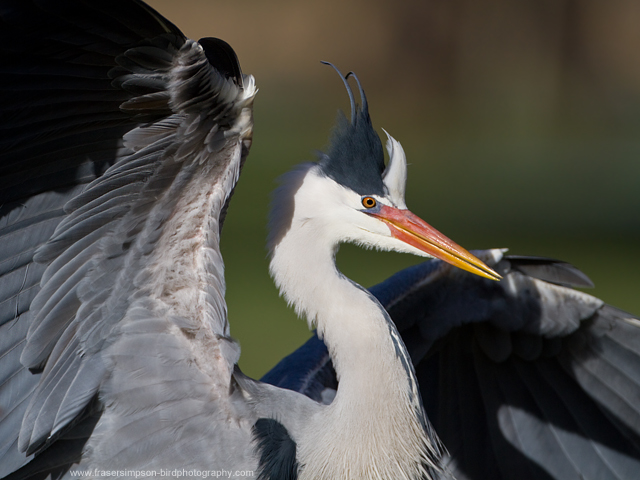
[362,197,377,209]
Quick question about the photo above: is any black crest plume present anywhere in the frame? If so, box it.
[318,62,385,196]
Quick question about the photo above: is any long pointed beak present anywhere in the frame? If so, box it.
[368,205,501,281]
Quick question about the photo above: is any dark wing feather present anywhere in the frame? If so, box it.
[263,249,640,479]
[394,252,640,480]
[0,1,254,476]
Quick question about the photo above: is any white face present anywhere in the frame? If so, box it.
[290,165,433,259]
[269,133,500,282]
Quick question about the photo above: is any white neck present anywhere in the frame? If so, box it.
[269,212,441,480]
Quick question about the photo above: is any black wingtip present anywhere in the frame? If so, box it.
[198,37,243,88]
[504,255,595,288]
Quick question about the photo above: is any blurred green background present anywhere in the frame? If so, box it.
[147,0,640,378]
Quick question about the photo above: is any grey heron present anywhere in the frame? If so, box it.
[0,1,495,478]
[1,1,639,480]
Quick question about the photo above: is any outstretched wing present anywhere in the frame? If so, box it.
[0,0,255,475]
[388,250,640,480]
[263,249,640,480]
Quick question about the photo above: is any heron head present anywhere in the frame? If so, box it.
[268,64,500,281]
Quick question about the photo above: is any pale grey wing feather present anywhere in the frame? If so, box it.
[20,49,248,451]
[1,0,255,476]
[16,43,182,459]
[0,186,89,472]
[84,310,257,472]
[0,0,179,471]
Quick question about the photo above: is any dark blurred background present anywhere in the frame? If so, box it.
[147,0,640,378]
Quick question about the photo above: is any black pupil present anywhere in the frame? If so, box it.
[364,198,375,207]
